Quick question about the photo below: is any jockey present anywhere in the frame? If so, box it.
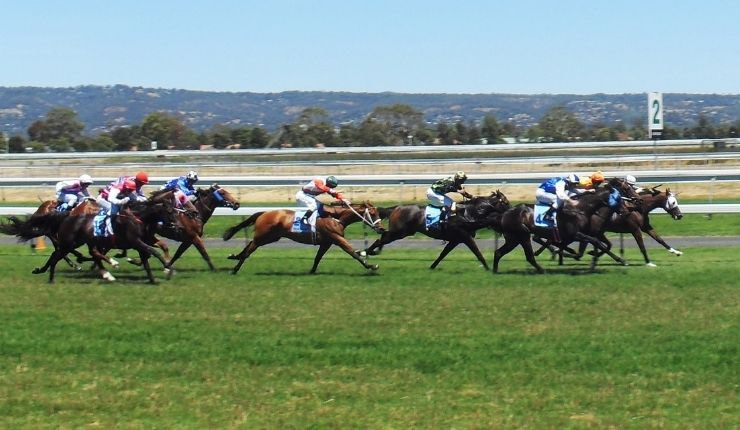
[625,174,644,193]
[296,176,346,224]
[535,173,580,220]
[55,174,94,211]
[161,170,198,212]
[574,171,605,194]
[96,172,149,217]
[426,171,472,217]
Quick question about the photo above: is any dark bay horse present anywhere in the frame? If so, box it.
[25,199,175,283]
[133,184,240,272]
[363,191,511,270]
[493,185,627,274]
[0,198,100,270]
[576,187,684,266]
[223,201,383,274]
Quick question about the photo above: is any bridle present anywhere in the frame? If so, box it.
[343,202,383,232]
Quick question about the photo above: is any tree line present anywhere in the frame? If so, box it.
[4,104,739,153]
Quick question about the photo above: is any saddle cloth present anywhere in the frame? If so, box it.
[424,205,443,231]
[291,210,317,233]
[534,204,556,228]
[93,211,114,237]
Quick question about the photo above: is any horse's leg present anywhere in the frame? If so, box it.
[430,241,460,270]
[520,236,544,274]
[493,235,520,274]
[137,249,157,284]
[574,232,626,266]
[630,229,655,266]
[457,235,490,270]
[328,235,378,271]
[165,241,192,269]
[189,236,216,271]
[45,249,68,283]
[156,239,171,262]
[88,246,117,281]
[310,243,332,274]
[644,227,683,256]
[229,240,259,274]
[364,229,407,256]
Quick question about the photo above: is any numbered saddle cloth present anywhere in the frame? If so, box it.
[424,205,443,231]
[291,210,317,233]
[93,211,113,237]
[534,204,555,228]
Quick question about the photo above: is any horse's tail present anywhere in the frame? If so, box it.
[0,212,66,242]
[223,212,263,241]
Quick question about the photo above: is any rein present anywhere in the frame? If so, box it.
[343,203,382,231]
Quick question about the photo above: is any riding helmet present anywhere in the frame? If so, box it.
[326,176,338,188]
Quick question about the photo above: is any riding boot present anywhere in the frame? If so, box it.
[439,206,449,230]
[301,209,314,224]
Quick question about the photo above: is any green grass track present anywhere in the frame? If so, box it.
[0,245,737,428]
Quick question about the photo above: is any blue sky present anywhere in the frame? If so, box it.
[1,0,738,94]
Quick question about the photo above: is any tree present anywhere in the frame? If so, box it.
[110,126,143,151]
[8,135,26,153]
[535,106,585,142]
[365,104,425,146]
[27,107,84,150]
[140,112,189,149]
[249,127,270,148]
[480,115,502,143]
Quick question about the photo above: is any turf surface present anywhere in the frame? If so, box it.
[0,245,737,428]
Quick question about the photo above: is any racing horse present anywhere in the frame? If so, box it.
[223,201,383,274]
[493,185,628,274]
[23,198,175,283]
[362,190,511,270]
[0,198,100,270]
[123,184,241,272]
[574,186,684,266]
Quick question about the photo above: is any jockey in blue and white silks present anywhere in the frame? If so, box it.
[535,174,580,212]
[161,170,199,211]
[55,174,94,211]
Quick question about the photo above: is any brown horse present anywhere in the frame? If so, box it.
[128,184,241,272]
[0,198,100,270]
[363,191,511,270]
[493,185,628,274]
[26,199,175,283]
[575,187,684,266]
[222,201,383,274]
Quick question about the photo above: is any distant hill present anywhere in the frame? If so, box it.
[0,85,738,135]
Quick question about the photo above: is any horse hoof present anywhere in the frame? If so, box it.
[109,258,120,269]
[74,265,83,272]
[102,271,116,282]
[355,250,367,258]
[227,254,238,260]
[368,264,379,271]
[645,262,657,268]
[32,268,42,274]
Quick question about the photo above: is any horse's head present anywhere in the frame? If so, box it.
[350,200,385,233]
[492,189,511,212]
[206,184,240,210]
[664,189,683,220]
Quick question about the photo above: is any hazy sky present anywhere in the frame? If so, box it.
[2,0,738,94]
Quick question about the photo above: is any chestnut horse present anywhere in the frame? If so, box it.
[223,201,383,274]
[127,184,241,272]
[575,187,684,266]
[363,191,511,270]
[493,185,628,274]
